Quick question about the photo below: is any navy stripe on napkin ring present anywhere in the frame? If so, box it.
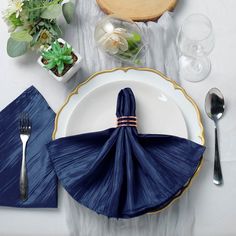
[117,116,137,127]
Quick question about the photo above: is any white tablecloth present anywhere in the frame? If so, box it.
[1,0,236,235]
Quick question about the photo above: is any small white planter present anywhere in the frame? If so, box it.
[38,38,82,83]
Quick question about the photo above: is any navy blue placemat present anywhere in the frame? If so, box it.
[0,86,57,208]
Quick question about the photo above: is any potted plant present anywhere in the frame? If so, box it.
[38,38,82,82]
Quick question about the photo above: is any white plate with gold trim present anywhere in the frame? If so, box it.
[53,67,204,146]
[53,67,204,214]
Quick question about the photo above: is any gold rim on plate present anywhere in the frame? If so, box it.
[52,67,205,215]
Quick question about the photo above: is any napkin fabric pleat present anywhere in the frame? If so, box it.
[47,88,205,218]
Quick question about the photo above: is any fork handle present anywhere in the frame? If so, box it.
[20,141,28,201]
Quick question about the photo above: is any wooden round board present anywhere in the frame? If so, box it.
[96,0,178,22]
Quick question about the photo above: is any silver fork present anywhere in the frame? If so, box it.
[19,113,31,201]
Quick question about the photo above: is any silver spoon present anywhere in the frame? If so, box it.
[205,88,225,185]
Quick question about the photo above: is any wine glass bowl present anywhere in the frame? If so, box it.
[177,14,214,82]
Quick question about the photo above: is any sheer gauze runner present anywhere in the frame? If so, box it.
[62,0,197,235]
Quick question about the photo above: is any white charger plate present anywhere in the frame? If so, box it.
[53,67,205,213]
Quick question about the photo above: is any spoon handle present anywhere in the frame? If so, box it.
[213,127,223,185]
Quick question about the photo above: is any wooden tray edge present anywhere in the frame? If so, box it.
[96,0,178,22]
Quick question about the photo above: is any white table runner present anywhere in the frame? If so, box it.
[63,1,193,236]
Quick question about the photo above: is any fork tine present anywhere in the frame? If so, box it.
[19,115,22,130]
[27,115,31,133]
[19,112,29,133]
[23,113,26,132]
[20,112,31,134]
[20,113,24,131]
[25,113,28,128]
[28,118,31,130]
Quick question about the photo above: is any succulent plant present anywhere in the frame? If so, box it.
[42,40,74,75]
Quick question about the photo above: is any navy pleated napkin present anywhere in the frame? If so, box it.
[0,86,57,208]
[48,88,205,218]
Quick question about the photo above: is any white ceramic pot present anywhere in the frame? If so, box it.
[38,38,82,83]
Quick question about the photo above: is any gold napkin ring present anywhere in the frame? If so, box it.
[117,116,137,127]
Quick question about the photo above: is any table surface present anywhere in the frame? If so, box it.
[1,0,236,235]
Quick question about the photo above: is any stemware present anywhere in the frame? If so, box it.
[177,14,214,82]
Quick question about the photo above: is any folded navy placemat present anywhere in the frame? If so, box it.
[0,86,57,208]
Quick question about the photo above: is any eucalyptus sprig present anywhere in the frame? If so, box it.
[3,0,75,57]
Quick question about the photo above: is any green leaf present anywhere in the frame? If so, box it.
[52,41,61,52]
[38,21,45,26]
[42,52,54,60]
[68,59,73,64]
[131,32,142,43]
[11,31,33,42]
[30,30,41,46]
[7,38,29,57]
[8,13,23,27]
[45,61,57,70]
[62,2,75,24]
[62,55,72,61]
[41,4,62,19]
[50,24,62,37]
[57,61,64,75]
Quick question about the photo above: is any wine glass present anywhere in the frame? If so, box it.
[177,14,214,82]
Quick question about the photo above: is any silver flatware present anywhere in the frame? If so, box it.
[19,113,31,201]
[205,88,225,185]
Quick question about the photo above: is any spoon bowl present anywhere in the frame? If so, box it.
[205,88,225,122]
